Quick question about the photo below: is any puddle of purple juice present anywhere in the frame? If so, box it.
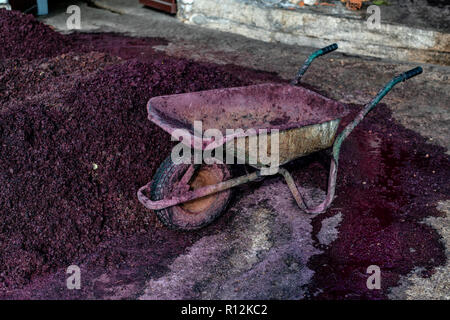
[297,104,449,299]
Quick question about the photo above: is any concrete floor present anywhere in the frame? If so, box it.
[39,0,450,299]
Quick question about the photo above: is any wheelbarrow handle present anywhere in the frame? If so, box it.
[333,66,423,162]
[286,67,423,214]
[291,43,338,85]
[400,67,423,81]
[319,43,339,56]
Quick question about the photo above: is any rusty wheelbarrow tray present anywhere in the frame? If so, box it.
[138,43,423,230]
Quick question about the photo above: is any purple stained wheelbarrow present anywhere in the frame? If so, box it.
[137,43,423,230]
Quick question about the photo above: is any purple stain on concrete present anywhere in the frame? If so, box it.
[297,104,449,299]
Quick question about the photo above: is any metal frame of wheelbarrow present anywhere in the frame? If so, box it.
[137,43,423,214]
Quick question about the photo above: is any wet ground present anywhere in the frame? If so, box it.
[1,9,449,299]
[305,104,448,299]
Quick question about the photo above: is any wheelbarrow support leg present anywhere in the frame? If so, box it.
[291,43,338,85]
[286,67,423,214]
[138,171,263,211]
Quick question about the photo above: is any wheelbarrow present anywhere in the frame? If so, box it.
[137,43,423,230]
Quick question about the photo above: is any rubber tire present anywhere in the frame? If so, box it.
[150,156,232,230]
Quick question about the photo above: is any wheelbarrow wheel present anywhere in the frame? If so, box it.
[150,156,232,230]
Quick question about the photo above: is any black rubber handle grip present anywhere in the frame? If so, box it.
[318,43,338,56]
[400,67,423,81]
